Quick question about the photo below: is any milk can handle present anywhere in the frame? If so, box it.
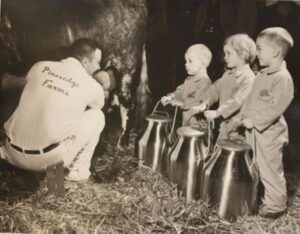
[186,112,215,128]
[169,106,178,136]
[151,100,169,117]
[248,129,258,169]
[152,100,178,136]
[206,119,215,155]
[205,143,221,166]
[186,114,215,157]
[151,100,161,114]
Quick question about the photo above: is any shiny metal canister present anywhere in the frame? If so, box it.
[137,102,177,174]
[200,139,259,222]
[168,126,207,202]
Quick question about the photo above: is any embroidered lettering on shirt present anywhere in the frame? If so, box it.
[42,66,79,88]
[42,79,69,96]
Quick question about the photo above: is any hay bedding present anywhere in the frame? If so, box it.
[1,132,300,233]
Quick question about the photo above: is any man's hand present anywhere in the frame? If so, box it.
[104,90,109,99]
[161,95,173,106]
[204,110,220,120]
[242,118,254,129]
[189,103,207,114]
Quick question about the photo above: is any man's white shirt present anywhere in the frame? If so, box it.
[5,57,105,149]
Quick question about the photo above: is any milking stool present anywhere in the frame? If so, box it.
[46,161,65,197]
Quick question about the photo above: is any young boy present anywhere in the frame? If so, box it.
[190,34,256,140]
[238,27,294,219]
[161,44,212,125]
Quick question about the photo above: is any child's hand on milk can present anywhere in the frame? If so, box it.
[241,118,254,129]
[227,116,243,131]
[204,110,220,120]
[161,95,173,106]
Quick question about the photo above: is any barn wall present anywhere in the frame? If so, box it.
[1,0,148,76]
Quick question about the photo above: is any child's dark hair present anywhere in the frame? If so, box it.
[69,38,100,61]
[258,27,294,58]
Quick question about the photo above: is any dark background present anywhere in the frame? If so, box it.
[146,0,300,166]
[146,0,300,100]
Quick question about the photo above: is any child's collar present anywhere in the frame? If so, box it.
[261,61,286,75]
[227,64,250,78]
[187,69,208,80]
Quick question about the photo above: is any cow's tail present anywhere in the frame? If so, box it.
[135,45,151,129]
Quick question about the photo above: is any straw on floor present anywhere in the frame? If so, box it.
[1,132,300,233]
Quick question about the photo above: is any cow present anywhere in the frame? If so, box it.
[0,0,150,147]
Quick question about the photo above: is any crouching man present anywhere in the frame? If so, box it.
[0,38,105,182]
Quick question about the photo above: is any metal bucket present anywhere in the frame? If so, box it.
[200,139,259,222]
[168,126,207,202]
[137,101,177,174]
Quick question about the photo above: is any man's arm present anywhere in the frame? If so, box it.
[88,83,105,109]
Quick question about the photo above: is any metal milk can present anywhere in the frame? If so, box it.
[168,126,207,202]
[137,102,177,174]
[200,139,259,222]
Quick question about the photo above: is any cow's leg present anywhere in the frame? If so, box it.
[117,104,134,147]
[135,45,151,129]
[117,74,133,147]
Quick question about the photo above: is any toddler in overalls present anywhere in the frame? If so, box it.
[161,44,212,126]
[237,27,294,219]
[190,34,256,141]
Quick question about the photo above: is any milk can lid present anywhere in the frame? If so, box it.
[218,139,251,152]
[145,113,172,123]
[177,126,205,137]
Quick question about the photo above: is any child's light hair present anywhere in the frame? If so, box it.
[186,44,212,68]
[224,34,256,64]
[258,27,294,58]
